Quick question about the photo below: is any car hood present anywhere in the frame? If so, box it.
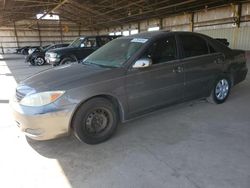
[48,46,76,54]
[18,64,124,94]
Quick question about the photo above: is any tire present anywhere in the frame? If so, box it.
[60,57,76,65]
[33,56,45,66]
[22,49,28,55]
[207,76,231,104]
[72,98,118,144]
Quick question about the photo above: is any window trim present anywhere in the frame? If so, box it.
[178,52,223,62]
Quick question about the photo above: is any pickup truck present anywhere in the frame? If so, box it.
[45,35,120,66]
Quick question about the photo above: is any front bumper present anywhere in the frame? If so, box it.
[45,57,60,66]
[10,100,76,140]
[25,55,32,63]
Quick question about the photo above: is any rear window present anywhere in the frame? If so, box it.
[179,34,209,58]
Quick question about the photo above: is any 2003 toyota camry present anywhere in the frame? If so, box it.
[11,31,248,144]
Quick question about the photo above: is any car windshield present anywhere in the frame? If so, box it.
[69,38,84,47]
[43,44,53,51]
[82,38,147,68]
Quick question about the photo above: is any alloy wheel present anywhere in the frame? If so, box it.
[215,79,229,100]
[35,57,44,66]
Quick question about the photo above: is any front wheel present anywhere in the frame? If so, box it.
[207,77,231,104]
[33,57,45,66]
[60,57,77,65]
[72,98,118,144]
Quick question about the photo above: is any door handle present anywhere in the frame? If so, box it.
[173,66,183,73]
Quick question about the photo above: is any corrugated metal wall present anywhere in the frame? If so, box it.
[103,2,250,51]
[197,27,250,50]
[1,2,250,53]
[0,20,97,53]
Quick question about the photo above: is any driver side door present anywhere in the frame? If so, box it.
[125,34,185,116]
[77,37,97,60]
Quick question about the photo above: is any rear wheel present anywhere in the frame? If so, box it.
[207,76,231,104]
[72,98,118,144]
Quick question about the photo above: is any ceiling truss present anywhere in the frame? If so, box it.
[0,0,249,29]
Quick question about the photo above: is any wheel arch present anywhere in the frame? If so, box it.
[69,94,125,129]
[223,66,235,87]
[60,54,78,64]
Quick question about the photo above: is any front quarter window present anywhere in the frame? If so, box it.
[83,38,147,68]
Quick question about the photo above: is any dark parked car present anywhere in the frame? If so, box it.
[25,43,69,66]
[16,46,29,54]
[45,35,120,66]
[21,46,41,55]
[11,31,248,144]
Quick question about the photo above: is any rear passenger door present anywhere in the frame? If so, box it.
[177,33,224,100]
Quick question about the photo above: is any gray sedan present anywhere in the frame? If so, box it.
[11,31,248,144]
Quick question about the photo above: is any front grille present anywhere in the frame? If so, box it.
[16,90,26,102]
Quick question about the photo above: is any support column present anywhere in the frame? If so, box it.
[159,18,163,30]
[236,3,242,28]
[78,24,81,36]
[13,21,19,48]
[59,20,63,43]
[1,43,4,54]
[37,21,42,46]
[190,12,194,32]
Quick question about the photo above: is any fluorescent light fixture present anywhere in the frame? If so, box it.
[130,29,139,35]
[148,26,160,31]
[36,13,60,20]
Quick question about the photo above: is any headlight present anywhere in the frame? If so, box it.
[28,49,35,54]
[47,52,59,58]
[20,91,65,107]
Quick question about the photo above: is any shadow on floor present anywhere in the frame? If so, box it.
[4,53,250,188]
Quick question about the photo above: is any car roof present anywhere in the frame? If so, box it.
[80,31,212,41]
[127,31,169,38]
[121,31,208,39]
[78,35,115,38]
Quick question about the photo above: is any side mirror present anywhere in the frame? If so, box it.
[132,58,152,69]
[80,43,85,48]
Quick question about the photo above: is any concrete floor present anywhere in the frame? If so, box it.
[0,54,249,188]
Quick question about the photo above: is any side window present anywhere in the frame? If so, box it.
[143,36,177,64]
[98,37,112,46]
[179,34,209,58]
[82,37,97,48]
[208,44,217,53]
